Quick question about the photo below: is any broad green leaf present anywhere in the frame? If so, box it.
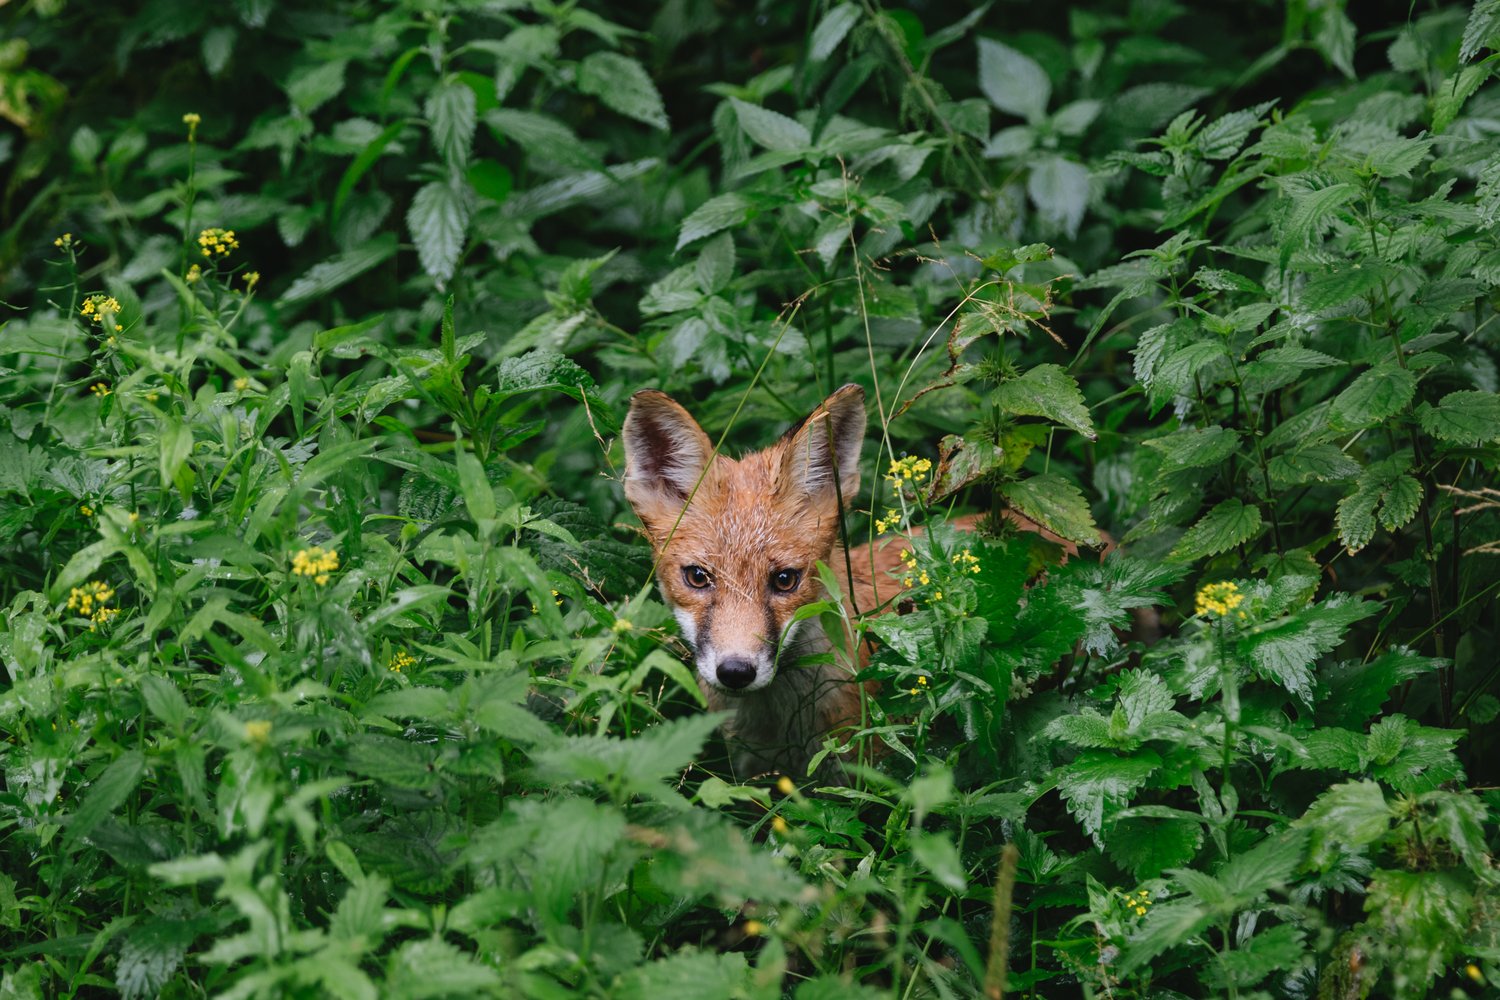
[1318,647,1446,728]
[731,98,810,151]
[385,938,502,997]
[1297,780,1393,869]
[278,234,399,308]
[977,37,1050,122]
[577,52,669,130]
[425,78,476,168]
[286,58,347,113]
[485,108,597,169]
[1027,156,1090,236]
[66,751,146,847]
[1328,363,1416,431]
[613,950,750,1000]
[1216,924,1307,989]
[407,180,470,288]
[1417,389,1500,444]
[1107,815,1203,880]
[910,831,967,891]
[1000,473,1100,547]
[1279,182,1357,267]
[677,193,753,250]
[1239,595,1378,702]
[991,363,1095,439]
[809,3,861,61]
[1267,444,1360,487]
[140,675,189,731]
[1363,870,1474,994]
[1170,499,1262,561]
[1054,749,1161,843]
[1298,261,1395,311]
[1143,425,1239,470]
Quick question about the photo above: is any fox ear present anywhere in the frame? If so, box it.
[782,383,866,503]
[622,390,715,532]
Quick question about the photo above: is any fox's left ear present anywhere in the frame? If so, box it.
[782,383,866,503]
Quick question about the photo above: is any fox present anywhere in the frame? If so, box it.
[622,383,890,779]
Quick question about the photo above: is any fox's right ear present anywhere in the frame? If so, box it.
[622,390,714,535]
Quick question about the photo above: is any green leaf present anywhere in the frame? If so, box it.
[1054,750,1161,844]
[991,363,1095,439]
[809,3,861,62]
[1170,499,1262,561]
[278,234,399,308]
[677,193,753,251]
[977,37,1049,122]
[999,473,1100,547]
[1296,780,1394,870]
[577,52,669,130]
[1241,346,1343,394]
[485,108,598,169]
[286,58,347,113]
[1143,425,1239,471]
[1298,261,1395,311]
[1363,870,1474,994]
[1328,363,1417,431]
[407,181,470,289]
[911,831,967,891]
[385,938,502,998]
[1417,389,1500,444]
[1336,454,1418,553]
[425,78,476,168]
[1267,444,1360,487]
[1027,156,1090,236]
[1238,595,1378,702]
[1216,924,1308,989]
[613,950,750,1000]
[1318,647,1445,727]
[1107,815,1203,880]
[66,751,146,847]
[1279,182,1357,268]
[140,675,189,731]
[730,98,810,151]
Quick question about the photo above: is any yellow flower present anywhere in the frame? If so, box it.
[54,233,73,248]
[931,590,943,602]
[885,455,934,486]
[244,719,272,744]
[66,580,118,630]
[185,263,202,283]
[291,546,340,584]
[776,776,795,795]
[197,227,239,258]
[874,508,902,534]
[389,649,417,673]
[743,920,765,937]
[771,815,788,834]
[908,687,920,695]
[918,571,930,586]
[182,112,201,128]
[80,294,122,325]
[917,675,927,686]
[243,270,260,289]
[233,377,249,391]
[951,548,981,573]
[1195,581,1245,617]
[612,617,633,633]
[1466,964,1484,983]
[79,504,94,517]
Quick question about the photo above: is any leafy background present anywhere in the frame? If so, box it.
[1,0,1499,997]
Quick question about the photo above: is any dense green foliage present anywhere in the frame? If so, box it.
[2,0,1499,996]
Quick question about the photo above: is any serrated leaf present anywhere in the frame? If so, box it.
[1328,363,1416,431]
[1267,444,1361,487]
[1377,473,1422,531]
[385,939,502,997]
[992,363,1095,439]
[1216,924,1308,989]
[1298,261,1394,311]
[1279,183,1357,267]
[425,79,476,168]
[676,193,753,251]
[613,950,750,1000]
[1297,780,1393,870]
[277,235,399,308]
[1000,473,1100,547]
[577,52,668,130]
[66,751,146,847]
[1170,499,1262,561]
[407,181,470,288]
[485,108,598,169]
[140,675,189,731]
[1055,750,1161,844]
[1417,389,1500,444]
[1238,595,1378,702]
[1107,815,1203,880]
[1143,425,1239,470]
[1318,647,1445,728]
[731,98,810,151]
[810,3,861,61]
[977,37,1050,122]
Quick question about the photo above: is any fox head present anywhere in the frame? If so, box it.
[622,385,866,694]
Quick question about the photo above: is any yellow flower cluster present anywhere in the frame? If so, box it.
[951,548,981,574]
[185,264,202,283]
[198,227,239,258]
[79,504,94,517]
[886,455,932,484]
[233,377,249,391]
[1127,888,1152,917]
[906,675,930,696]
[182,112,201,128]
[244,719,272,744]
[243,270,260,289]
[54,232,73,248]
[67,580,118,630]
[531,589,562,614]
[898,548,925,588]
[80,294,123,329]
[874,507,902,534]
[1195,581,1245,618]
[389,649,416,673]
[89,383,110,397]
[291,546,339,585]
[612,617,633,633]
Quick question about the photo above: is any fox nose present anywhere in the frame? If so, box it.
[716,657,757,689]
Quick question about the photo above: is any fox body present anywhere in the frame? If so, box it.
[622,384,900,777]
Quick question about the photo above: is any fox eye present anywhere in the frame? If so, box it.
[683,565,713,589]
[770,568,802,593]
